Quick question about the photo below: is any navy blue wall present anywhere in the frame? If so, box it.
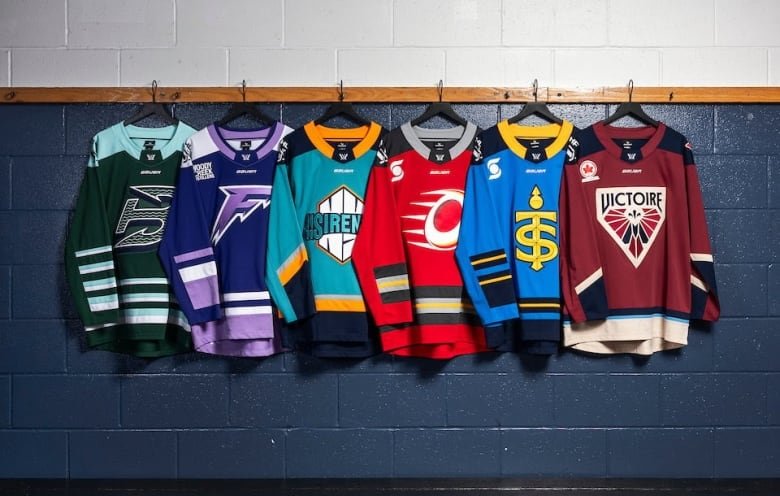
[0,103,777,479]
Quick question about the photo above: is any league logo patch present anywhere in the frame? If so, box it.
[402,189,463,251]
[303,186,363,263]
[579,160,599,182]
[596,187,666,268]
[390,159,404,182]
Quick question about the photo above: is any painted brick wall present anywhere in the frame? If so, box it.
[0,102,777,479]
[1,0,779,87]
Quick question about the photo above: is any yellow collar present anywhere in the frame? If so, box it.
[497,119,573,160]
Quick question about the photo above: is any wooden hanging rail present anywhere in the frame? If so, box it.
[2,86,780,104]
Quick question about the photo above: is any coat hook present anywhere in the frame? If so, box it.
[437,79,443,102]
[338,80,344,102]
[628,79,634,103]
[532,78,539,102]
[4,91,15,101]
[152,80,158,103]
[241,79,247,103]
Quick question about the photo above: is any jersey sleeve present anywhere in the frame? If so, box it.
[455,154,519,326]
[265,155,315,323]
[64,141,121,325]
[352,153,413,326]
[559,160,609,323]
[158,141,222,325]
[683,142,719,321]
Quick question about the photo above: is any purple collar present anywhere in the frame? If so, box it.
[207,121,283,163]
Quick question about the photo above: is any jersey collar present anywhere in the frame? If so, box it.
[303,121,382,161]
[116,120,193,161]
[497,119,574,160]
[400,121,478,162]
[207,121,284,163]
[592,121,666,162]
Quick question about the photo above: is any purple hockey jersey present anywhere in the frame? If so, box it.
[159,122,292,356]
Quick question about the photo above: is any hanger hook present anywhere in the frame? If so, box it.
[533,79,538,102]
[241,79,247,103]
[437,79,443,102]
[628,79,634,103]
[338,80,344,102]
[152,80,158,103]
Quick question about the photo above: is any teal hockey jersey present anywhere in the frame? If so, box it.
[455,120,576,354]
[265,121,385,357]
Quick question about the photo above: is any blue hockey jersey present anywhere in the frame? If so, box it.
[455,120,575,354]
[159,122,292,356]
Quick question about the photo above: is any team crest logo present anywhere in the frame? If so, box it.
[402,189,463,251]
[579,160,599,182]
[115,185,174,252]
[303,186,363,263]
[514,186,558,271]
[211,185,272,245]
[596,187,666,268]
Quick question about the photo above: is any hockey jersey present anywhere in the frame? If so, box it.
[560,121,719,355]
[352,121,490,359]
[456,120,575,355]
[65,121,196,357]
[159,122,291,357]
[266,121,384,357]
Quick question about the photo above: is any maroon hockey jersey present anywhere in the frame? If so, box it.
[560,122,719,355]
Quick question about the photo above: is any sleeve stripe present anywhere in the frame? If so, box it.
[75,245,112,258]
[691,253,714,262]
[373,263,408,279]
[87,294,119,312]
[575,268,603,295]
[377,276,409,289]
[78,261,115,275]
[82,277,117,292]
[470,252,507,266]
[691,274,707,291]
[378,280,410,293]
[277,244,308,285]
[178,261,218,283]
[174,246,215,264]
[380,290,411,304]
[479,274,512,286]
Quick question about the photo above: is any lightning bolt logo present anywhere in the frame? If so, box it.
[211,185,272,245]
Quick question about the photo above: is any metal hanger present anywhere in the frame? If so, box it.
[410,80,467,127]
[507,79,563,125]
[603,79,658,127]
[124,80,177,126]
[217,80,275,126]
[314,80,370,126]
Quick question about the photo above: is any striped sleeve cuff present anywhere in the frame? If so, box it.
[374,263,411,305]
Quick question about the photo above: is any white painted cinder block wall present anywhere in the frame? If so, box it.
[0,0,778,87]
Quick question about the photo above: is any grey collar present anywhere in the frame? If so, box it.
[400,121,477,162]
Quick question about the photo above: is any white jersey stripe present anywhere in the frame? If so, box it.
[178,261,218,283]
[222,291,270,302]
[223,306,273,316]
[75,245,113,258]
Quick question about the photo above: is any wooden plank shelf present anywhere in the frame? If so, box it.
[2,86,780,104]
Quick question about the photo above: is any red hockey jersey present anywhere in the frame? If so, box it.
[560,122,719,355]
[352,122,490,359]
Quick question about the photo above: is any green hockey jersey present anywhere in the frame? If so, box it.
[65,121,195,357]
[266,121,384,357]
